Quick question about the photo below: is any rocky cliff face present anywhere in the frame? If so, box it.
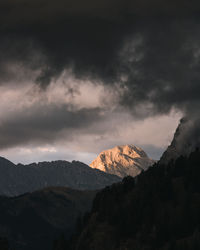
[90,145,155,178]
[159,118,200,165]
[0,158,121,196]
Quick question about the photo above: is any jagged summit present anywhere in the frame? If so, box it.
[90,144,155,178]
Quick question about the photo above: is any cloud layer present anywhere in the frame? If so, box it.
[0,1,199,114]
[0,0,199,161]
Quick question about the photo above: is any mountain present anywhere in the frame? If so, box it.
[0,186,96,250]
[160,118,200,165]
[65,149,200,250]
[90,145,155,178]
[0,158,121,196]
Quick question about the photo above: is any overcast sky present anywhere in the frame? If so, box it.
[0,0,199,164]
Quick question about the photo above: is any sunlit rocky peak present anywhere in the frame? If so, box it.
[90,144,156,178]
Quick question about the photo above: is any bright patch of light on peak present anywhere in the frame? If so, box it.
[90,144,156,178]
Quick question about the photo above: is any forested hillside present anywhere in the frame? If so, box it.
[60,149,200,250]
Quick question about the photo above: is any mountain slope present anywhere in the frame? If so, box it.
[0,159,121,196]
[67,149,200,250]
[0,187,96,250]
[160,118,200,164]
[90,145,155,178]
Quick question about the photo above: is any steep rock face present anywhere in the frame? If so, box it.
[0,159,121,196]
[159,118,200,165]
[90,145,155,178]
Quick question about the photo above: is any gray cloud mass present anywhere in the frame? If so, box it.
[0,0,200,157]
[0,104,103,149]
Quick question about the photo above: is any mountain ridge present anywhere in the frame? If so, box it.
[0,158,121,196]
[0,186,96,250]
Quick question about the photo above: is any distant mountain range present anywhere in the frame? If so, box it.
[0,157,120,196]
[90,145,155,178]
[0,144,157,196]
[0,144,157,250]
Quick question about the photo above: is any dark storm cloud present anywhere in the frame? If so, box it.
[0,0,200,88]
[120,19,200,116]
[0,0,199,112]
[0,104,103,149]
[0,0,200,150]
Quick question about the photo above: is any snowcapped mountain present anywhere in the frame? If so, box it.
[90,145,156,178]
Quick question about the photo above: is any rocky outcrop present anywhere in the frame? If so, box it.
[90,145,155,178]
[159,118,200,165]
